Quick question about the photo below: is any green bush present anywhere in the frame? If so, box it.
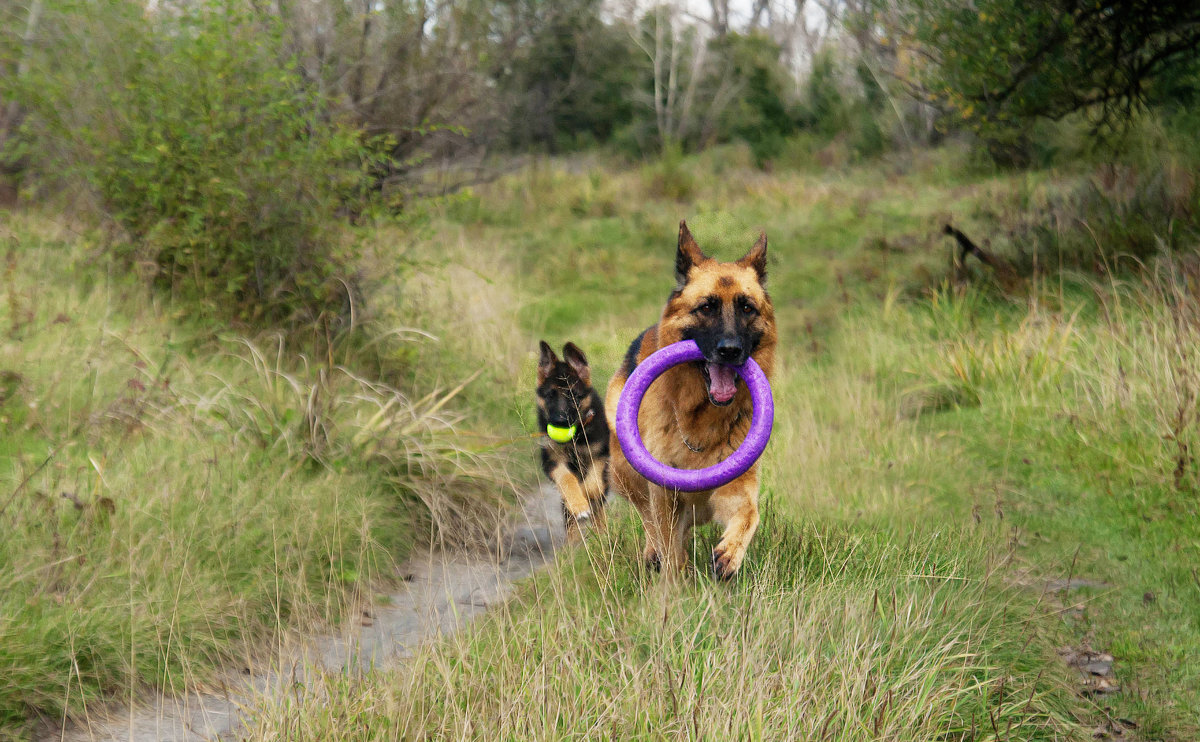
[878,0,1200,166]
[1043,163,1198,270]
[794,52,890,165]
[961,113,1200,278]
[640,141,696,200]
[498,0,639,152]
[800,52,848,138]
[710,32,799,165]
[6,1,382,326]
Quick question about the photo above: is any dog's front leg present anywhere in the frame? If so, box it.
[647,485,689,576]
[551,464,593,543]
[580,460,609,533]
[627,497,663,571]
[709,468,760,580]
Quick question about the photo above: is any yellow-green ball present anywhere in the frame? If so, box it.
[546,424,576,443]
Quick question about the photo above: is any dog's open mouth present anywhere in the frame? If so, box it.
[698,362,738,406]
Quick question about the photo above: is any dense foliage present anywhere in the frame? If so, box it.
[5,1,383,324]
[870,0,1200,162]
[3,0,1200,331]
[495,0,639,151]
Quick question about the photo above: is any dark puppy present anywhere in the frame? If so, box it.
[537,341,610,542]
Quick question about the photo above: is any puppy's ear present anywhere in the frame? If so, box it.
[737,231,768,285]
[675,220,709,291]
[537,340,558,385]
[561,342,590,386]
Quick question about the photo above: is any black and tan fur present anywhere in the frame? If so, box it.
[537,341,610,542]
[606,221,776,579]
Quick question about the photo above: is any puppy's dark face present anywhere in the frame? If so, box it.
[536,341,597,431]
[660,222,773,406]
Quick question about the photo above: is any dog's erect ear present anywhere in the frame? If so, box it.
[561,342,591,386]
[737,231,768,285]
[675,220,709,291]
[537,340,558,385]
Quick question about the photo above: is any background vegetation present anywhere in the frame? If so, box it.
[2,0,1199,739]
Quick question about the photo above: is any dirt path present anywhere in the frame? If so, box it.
[36,486,565,742]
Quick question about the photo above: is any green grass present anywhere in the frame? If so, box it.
[7,142,1200,740]
[242,513,1082,740]
[917,278,1200,739]
[0,213,515,738]
[233,147,1172,740]
[235,145,1200,740]
[238,290,1099,740]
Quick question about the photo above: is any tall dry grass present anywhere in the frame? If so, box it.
[234,271,1092,741]
[0,210,518,736]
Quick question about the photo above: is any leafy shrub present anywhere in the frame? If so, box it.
[1041,163,1197,269]
[641,142,696,200]
[800,52,849,138]
[794,52,891,165]
[960,117,1200,280]
[876,0,1200,166]
[6,1,382,326]
[710,32,799,165]
[498,0,639,153]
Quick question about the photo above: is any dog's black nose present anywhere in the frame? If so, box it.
[715,339,746,364]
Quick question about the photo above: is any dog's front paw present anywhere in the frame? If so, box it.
[711,541,745,581]
[563,507,594,544]
[643,548,661,573]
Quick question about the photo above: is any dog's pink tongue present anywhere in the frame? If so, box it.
[706,363,738,403]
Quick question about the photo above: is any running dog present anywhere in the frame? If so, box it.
[606,221,776,578]
[537,341,610,542]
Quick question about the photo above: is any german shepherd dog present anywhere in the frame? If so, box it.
[537,341,610,542]
[606,221,776,579]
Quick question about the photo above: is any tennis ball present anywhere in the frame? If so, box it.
[546,424,576,443]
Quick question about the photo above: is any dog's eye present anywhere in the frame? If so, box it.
[694,299,717,315]
[741,302,757,315]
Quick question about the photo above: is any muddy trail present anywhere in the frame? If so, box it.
[36,486,566,742]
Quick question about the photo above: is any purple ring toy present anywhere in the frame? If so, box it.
[615,340,774,492]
